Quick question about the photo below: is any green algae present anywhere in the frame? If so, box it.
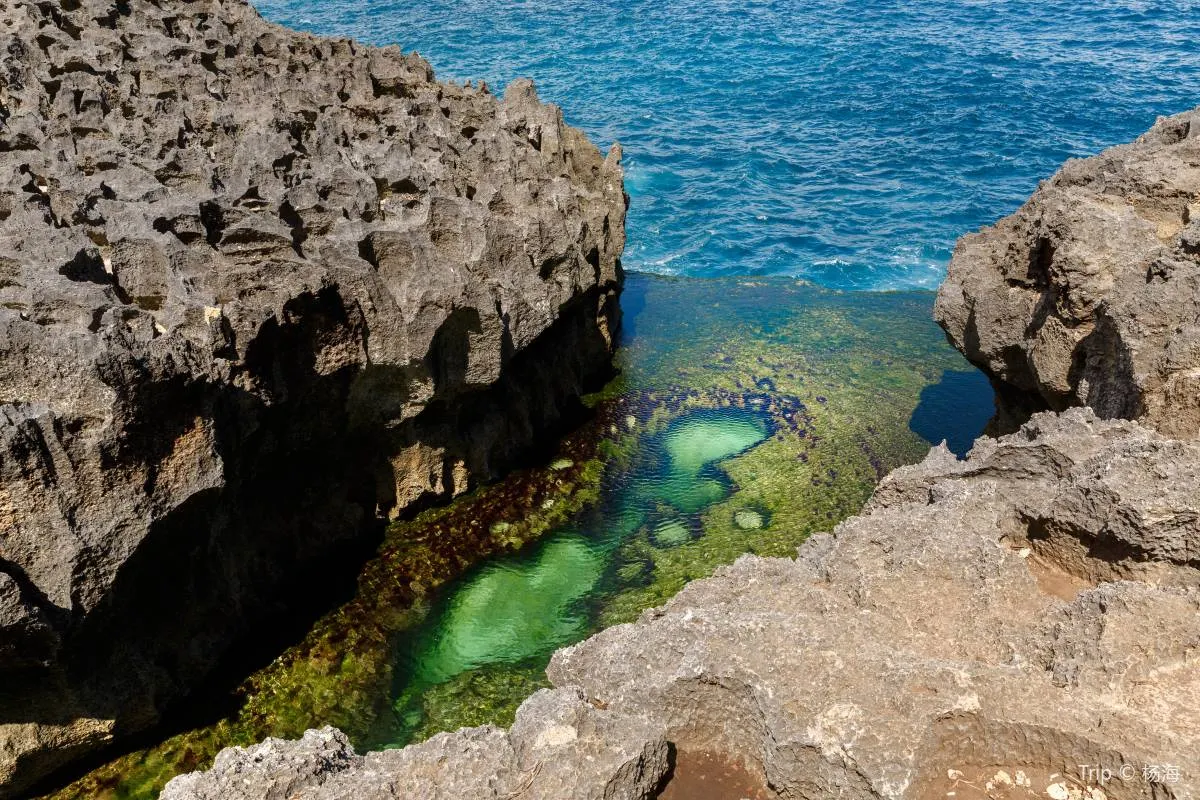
[398,661,552,744]
[650,517,694,547]
[46,274,992,799]
[409,535,605,685]
[733,509,764,529]
[382,405,771,746]
[42,426,619,800]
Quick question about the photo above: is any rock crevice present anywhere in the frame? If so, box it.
[0,0,624,793]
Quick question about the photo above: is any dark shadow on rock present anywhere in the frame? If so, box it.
[10,282,620,799]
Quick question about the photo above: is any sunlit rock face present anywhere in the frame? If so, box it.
[937,108,1200,438]
[0,0,624,791]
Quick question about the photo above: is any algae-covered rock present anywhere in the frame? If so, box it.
[732,509,765,530]
[661,412,768,474]
[411,536,605,684]
[649,518,693,547]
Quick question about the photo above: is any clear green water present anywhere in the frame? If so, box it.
[387,409,768,745]
[48,273,993,799]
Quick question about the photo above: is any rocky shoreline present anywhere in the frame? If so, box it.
[162,113,1200,799]
[162,409,1200,800]
[41,272,973,800]
[937,109,1200,439]
[0,0,623,794]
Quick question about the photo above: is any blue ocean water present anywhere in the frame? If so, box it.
[254,0,1200,289]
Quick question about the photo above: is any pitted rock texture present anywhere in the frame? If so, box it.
[0,0,624,793]
[166,410,1200,799]
[936,108,1200,438]
[161,690,669,800]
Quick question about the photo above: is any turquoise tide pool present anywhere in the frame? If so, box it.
[386,406,770,746]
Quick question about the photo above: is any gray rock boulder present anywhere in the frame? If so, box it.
[936,108,1200,437]
[0,0,624,793]
[161,689,669,800]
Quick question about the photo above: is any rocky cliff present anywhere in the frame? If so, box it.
[0,0,624,794]
[936,108,1200,437]
[163,117,1200,799]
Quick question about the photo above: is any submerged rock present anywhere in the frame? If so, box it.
[412,536,604,685]
[732,509,764,530]
[649,518,692,547]
[0,0,623,792]
[937,107,1200,438]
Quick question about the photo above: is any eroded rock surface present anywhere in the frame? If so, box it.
[936,108,1200,437]
[0,0,624,792]
[160,690,669,800]
[166,410,1200,799]
[163,117,1200,800]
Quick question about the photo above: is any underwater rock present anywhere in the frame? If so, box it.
[661,413,767,474]
[649,518,693,547]
[165,409,1200,798]
[657,411,768,514]
[937,107,1200,438]
[0,0,623,792]
[412,536,604,684]
[732,509,764,530]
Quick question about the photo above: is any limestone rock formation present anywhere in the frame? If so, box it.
[161,114,1200,800]
[164,409,1200,799]
[160,690,669,800]
[936,108,1200,437]
[0,0,624,793]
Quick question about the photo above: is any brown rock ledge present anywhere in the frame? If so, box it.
[936,108,1200,438]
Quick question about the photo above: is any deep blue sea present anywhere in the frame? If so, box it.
[255,0,1200,289]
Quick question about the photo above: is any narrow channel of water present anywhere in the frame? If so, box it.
[47,273,994,799]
